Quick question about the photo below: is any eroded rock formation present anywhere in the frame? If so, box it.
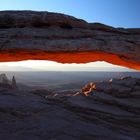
[0,73,17,89]
[81,76,140,98]
[0,11,140,70]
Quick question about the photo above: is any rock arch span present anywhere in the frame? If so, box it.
[0,11,140,70]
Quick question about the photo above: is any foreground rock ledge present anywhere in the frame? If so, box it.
[0,11,140,70]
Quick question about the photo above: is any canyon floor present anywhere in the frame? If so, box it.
[0,72,140,140]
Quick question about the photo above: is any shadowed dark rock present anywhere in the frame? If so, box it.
[0,76,140,139]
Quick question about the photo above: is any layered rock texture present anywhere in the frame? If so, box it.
[0,11,140,70]
[0,76,140,139]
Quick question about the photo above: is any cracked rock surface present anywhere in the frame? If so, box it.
[0,76,140,140]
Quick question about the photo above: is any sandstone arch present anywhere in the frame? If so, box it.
[0,11,140,70]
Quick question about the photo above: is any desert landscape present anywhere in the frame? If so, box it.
[0,0,139,139]
[0,71,140,140]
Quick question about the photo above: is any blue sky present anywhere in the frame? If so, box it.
[0,0,139,28]
[0,0,139,71]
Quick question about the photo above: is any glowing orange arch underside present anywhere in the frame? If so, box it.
[0,49,139,71]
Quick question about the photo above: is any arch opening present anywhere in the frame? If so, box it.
[0,50,139,71]
[0,60,137,72]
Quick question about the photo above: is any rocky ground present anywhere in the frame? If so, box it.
[0,76,140,140]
